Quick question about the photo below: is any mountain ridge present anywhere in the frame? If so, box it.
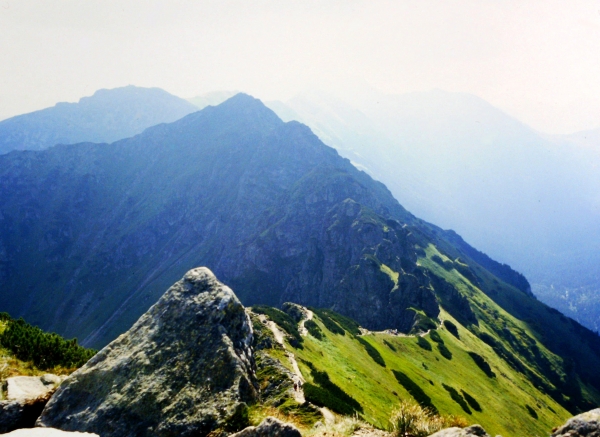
[0,93,599,417]
[0,85,198,155]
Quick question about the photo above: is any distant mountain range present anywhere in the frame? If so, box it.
[0,85,198,155]
[265,89,600,332]
[1,85,598,332]
[1,94,599,417]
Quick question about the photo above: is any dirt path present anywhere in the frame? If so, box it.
[298,308,314,336]
[258,314,305,403]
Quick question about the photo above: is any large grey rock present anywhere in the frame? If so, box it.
[37,267,257,437]
[229,417,301,437]
[0,395,53,433]
[428,424,490,437]
[4,428,98,436]
[6,374,62,402]
[551,408,600,437]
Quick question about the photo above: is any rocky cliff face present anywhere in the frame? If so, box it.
[37,268,256,437]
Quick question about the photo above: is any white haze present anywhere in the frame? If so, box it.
[2,0,600,134]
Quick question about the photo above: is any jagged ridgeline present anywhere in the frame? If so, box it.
[0,94,600,420]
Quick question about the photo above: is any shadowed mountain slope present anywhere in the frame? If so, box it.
[0,94,599,414]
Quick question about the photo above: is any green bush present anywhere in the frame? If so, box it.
[442,384,471,414]
[411,312,438,333]
[281,303,304,322]
[0,314,96,369]
[304,320,323,340]
[437,343,453,360]
[478,331,498,348]
[416,336,432,351]
[431,255,453,271]
[302,365,363,415]
[429,330,443,344]
[357,337,386,367]
[311,309,345,335]
[525,405,538,419]
[384,339,397,352]
[392,370,437,413]
[443,320,460,339]
[252,306,303,348]
[461,390,482,412]
[317,309,361,336]
[468,352,496,378]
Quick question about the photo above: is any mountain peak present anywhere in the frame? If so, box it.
[0,86,197,155]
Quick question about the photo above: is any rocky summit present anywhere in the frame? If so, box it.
[37,267,257,437]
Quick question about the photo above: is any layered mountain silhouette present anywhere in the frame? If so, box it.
[0,85,198,155]
[266,89,600,332]
[1,94,599,413]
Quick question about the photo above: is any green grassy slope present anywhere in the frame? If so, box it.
[292,312,570,437]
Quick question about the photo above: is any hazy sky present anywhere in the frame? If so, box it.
[1,0,600,134]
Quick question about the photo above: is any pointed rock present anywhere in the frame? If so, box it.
[37,267,257,437]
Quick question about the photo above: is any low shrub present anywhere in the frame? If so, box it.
[311,309,349,336]
[437,343,453,360]
[525,404,538,419]
[303,367,363,415]
[392,370,437,413]
[431,255,453,271]
[429,330,443,344]
[304,320,323,340]
[442,384,471,414]
[461,390,482,412]
[357,337,386,367]
[384,339,397,352]
[443,320,460,339]
[468,352,496,378]
[0,313,96,370]
[416,336,432,351]
[319,309,361,336]
[252,306,303,348]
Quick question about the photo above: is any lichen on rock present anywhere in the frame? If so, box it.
[37,267,257,437]
[551,408,600,437]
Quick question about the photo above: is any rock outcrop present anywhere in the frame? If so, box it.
[3,428,98,436]
[0,395,53,434]
[428,424,490,437]
[0,375,61,433]
[551,408,600,437]
[229,417,301,437]
[6,375,62,402]
[37,267,257,437]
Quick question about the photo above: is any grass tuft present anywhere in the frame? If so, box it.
[389,400,468,437]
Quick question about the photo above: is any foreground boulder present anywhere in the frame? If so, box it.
[4,428,98,436]
[6,375,62,402]
[230,417,301,437]
[428,425,490,437]
[37,267,257,437]
[551,409,600,437]
[0,375,61,433]
[0,396,51,433]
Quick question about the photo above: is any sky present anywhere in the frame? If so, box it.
[1,0,600,134]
